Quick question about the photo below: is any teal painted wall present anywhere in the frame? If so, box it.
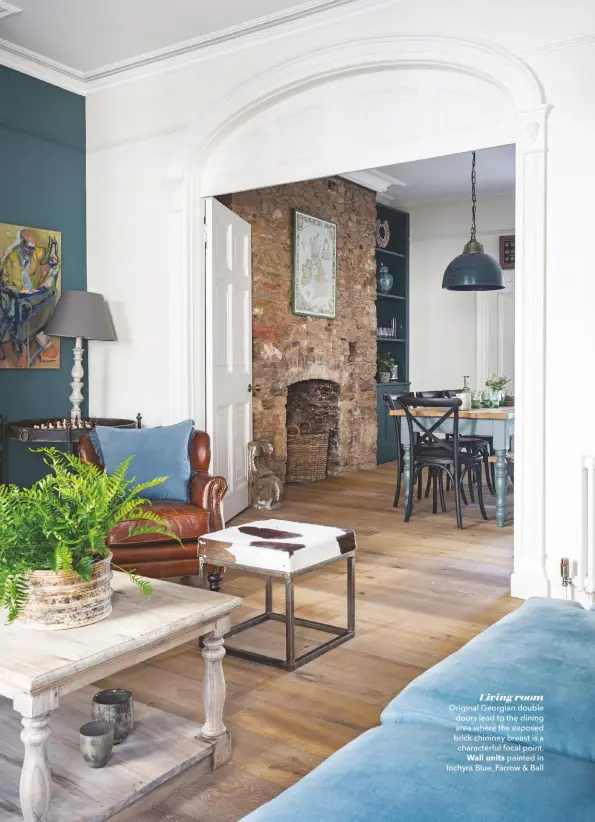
[0,66,86,485]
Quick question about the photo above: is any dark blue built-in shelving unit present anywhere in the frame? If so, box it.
[376,204,410,465]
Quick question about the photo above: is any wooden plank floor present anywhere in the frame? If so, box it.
[100,462,517,822]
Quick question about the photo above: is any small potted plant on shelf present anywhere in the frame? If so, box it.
[485,374,510,408]
[377,353,395,384]
[0,448,177,630]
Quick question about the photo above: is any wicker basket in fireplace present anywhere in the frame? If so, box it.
[286,421,329,483]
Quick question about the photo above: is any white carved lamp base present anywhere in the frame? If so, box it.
[69,336,84,425]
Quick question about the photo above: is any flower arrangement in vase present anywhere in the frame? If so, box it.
[485,374,510,407]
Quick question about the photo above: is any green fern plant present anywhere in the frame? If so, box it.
[0,448,180,623]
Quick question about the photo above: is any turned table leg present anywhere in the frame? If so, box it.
[201,632,227,740]
[402,442,412,503]
[494,449,509,527]
[198,557,225,592]
[20,714,51,822]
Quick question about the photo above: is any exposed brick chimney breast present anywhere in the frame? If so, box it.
[230,176,377,480]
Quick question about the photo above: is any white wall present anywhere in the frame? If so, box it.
[407,194,515,392]
[86,133,179,423]
[85,0,595,603]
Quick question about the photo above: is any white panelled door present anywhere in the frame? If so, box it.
[205,198,252,520]
[476,271,515,393]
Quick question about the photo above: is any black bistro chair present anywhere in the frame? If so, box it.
[397,395,488,529]
[384,390,451,510]
[416,390,495,498]
[384,390,475,508]
[383,391,415,508]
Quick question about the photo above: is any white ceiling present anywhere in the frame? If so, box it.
[373,145,516,208]
[0,0,351,74]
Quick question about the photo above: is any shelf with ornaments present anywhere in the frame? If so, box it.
[375,203,410,465]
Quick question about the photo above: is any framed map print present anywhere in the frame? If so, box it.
[292,210,337,319]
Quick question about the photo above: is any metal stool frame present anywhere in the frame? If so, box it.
[199,552,356,672]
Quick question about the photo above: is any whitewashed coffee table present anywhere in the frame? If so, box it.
[199,519,356,671]
[0,573,241,822]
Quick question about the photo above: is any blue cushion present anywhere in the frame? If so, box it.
[381,598,595,762]
[92,420,194,502]
[241,724,595,822]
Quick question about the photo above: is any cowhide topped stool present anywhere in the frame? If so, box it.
[198,519,356,671]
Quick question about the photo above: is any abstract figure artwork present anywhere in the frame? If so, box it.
[248,441,284,510]
[292,209,337,319]
[0,223,62,368]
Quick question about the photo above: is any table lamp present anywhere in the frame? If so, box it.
[46,291,117,424]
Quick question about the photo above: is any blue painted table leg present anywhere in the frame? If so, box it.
[403,443,411,505]
[494,449,508,527]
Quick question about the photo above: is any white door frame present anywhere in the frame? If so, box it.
[166,34,550,600]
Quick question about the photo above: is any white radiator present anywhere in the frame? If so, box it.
[579,456,595,595]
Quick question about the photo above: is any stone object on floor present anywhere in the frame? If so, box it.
[248,441,284,509]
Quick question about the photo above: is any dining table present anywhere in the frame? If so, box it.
[388,406,515,526]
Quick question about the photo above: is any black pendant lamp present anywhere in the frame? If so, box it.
[442,151,504,291]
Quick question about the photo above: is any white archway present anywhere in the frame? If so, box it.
[167,34,550,600]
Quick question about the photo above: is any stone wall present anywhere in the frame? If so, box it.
[230,176,377,480]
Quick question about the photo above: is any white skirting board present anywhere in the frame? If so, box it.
[0,686,217,821]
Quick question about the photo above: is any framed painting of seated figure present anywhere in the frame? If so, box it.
[0,222,62,369]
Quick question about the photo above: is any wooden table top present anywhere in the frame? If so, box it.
[0,573,241,697]
[389,406,515,420]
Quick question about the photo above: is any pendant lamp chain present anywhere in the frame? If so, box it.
[441,148,504,291]
[463,151,483,255]
[470,150,477,242]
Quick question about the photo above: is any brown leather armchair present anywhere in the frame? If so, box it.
[79,429,227,581]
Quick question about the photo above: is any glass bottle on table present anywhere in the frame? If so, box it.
[459,375,472,411]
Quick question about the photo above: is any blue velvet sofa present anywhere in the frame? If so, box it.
[241,598,595,821]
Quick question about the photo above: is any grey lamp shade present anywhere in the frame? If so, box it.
[442,251,504,291]
[46,291,117,341]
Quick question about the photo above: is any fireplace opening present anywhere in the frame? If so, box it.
[286,379,340,480]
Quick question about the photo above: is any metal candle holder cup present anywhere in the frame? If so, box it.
[79,720,114,768]
[92,689,134,744]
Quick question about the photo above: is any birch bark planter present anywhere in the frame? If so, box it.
[17,553,113,630]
